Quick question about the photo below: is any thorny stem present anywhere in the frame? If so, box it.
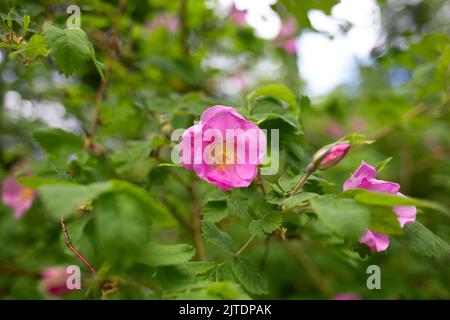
[60,216,96,275]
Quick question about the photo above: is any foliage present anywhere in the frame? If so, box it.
[0,0,449,300]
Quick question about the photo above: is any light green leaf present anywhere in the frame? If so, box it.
[311,195,371,241]
[138,243,195,266]
[38,181,112,218]
[282,192,318,211]
[375,157,393,173]
[368,206,404,235]
[43,23,91,76]
[9,33,48,60]
[352,190,448,215]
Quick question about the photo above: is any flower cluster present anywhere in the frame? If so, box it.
[344,161,417,252]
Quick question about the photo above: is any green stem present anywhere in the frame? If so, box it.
[235,235,255,256]
[291,169,313,196]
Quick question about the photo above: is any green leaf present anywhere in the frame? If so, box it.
[247,84,299,116]
[282,192,318,211]
[202,201,228,223]
[352,190,448,215]
[231,257,268,295]
[311,195,371,241]
[157,265,196,292]
[249,97,301,133]
[227,189,251,218]
[9,33,48,60]
[108,180,176,227]
[183,261,218,275]
[110,140,152,173]
[138,243,195,266]
[375,157,393,173]
[202,222,235,255]
[338,133,374,145]
[249,212,282,239]
[43,23,91,76]
[38,181,112,218]
[368,206,403,235]
[88,42,105,80]
[33,128,84,161]
[397,222,450,258]
[21,15,30,38]
[94,192,150,266]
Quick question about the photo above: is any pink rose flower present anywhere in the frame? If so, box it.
[343,161,417,252]
[180,105,266,190]
[2,178,36,219]
[333,293,361,300]
[42,267,71,296]
[313,143,350,170]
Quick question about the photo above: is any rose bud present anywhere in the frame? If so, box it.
[312,143,350,170]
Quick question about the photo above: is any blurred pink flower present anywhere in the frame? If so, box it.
[2,178,36,219]
[274,18,298,55]
[333,293,361,300]
[313,143,350,170]
[42,267,71,296]
[146,12,179,33]
[180,106,266,190]
[325,121,345,139]
[229,5,247,25]
[343,161,417,252]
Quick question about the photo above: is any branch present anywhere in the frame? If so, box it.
[256,168,266,196]
[188,185,205,260]
[179,0,189,56]
[60,216,96,275]
[89,0,126,136]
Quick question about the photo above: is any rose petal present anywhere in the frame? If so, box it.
[359,230,390,252]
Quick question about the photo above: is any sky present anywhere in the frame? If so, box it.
[215,0,382,97]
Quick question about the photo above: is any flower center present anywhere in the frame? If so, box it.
[209,141,237,172]
[20,187,34,202]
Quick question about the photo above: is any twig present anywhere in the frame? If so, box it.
[0,266,41,278]
[60,216,96,275]
[179,0,189,56]
[256,169,266,196]
[188,185,205,260]
[89,0,126,136]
